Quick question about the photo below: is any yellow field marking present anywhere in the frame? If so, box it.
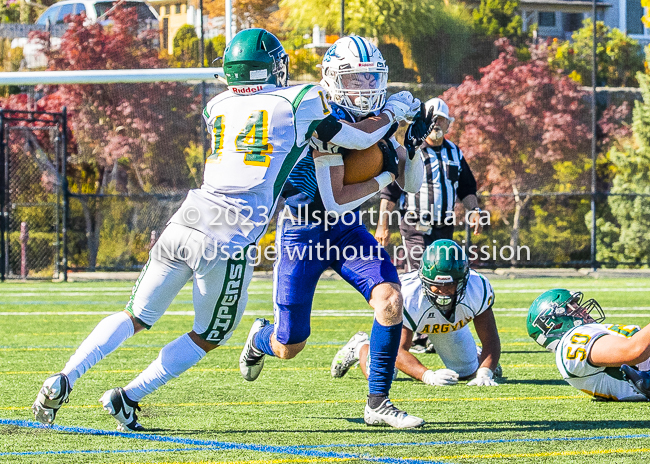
[0,394,584,412]
[434,446,650,460]
[111,458,352,464]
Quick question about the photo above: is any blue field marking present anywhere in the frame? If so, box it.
[299,433,650,449]
[0,419,450,464]
[0,446,215,457]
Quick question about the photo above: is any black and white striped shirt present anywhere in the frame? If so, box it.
[381,139,477,228]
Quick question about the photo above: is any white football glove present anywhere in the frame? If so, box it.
[383,91,421,124]
[467,367,499,386]
[309,136,345,155]
[422,368,459,386]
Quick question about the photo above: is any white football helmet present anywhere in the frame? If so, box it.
[424,98,455,124]
[321,36,388,118]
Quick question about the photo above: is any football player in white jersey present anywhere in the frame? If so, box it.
[31,28,420,432]
[332,239,501,387]
[527,289,650,401]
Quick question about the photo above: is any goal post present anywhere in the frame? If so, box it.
[0,67,225,85]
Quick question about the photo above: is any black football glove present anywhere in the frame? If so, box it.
[383,122,399,140]
[378,138,399,179]
[404,102,432,159]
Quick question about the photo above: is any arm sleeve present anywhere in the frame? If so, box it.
[313,155,380,215]
[456,156,477,200]
[398,147,424,194]
[315,115,394,150]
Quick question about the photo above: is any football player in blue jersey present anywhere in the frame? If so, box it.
[240,36,429,429]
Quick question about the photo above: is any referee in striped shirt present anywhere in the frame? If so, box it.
[375,97,483,271]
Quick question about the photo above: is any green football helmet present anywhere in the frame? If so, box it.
[527,289,605,352]
[419,239,469,315]
[222,28,289,90]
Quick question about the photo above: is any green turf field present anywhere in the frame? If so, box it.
[2,276,650,464]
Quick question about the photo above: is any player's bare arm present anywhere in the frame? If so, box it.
[394,326,429,381]
[472,308,501,372]
[375,199,395,246]
[588,323,650,367]
[312,148,392,204]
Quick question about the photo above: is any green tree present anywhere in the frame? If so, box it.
[205,35,226,66]
[472,0,524,41]
[170,24,199,67]
[279,0,474,83]
[550,19,644,87]
[595,73,650,264]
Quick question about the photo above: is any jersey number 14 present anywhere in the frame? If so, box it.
[208,110,273,167]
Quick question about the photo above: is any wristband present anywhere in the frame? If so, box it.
[374,171,394,189]
[421,369,435,385]
[312,154,344,168]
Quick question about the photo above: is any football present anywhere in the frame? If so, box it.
[342,143,384,185]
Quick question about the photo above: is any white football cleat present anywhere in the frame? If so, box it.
[100,387,144,432]
[364,397,425,429]
[32,373,71,425]
[331,331,369,378]
[239,318,269,381]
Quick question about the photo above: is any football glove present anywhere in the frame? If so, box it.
[378,139,399,179]
[621,364,650,399]
[309,136,346,155]
[383,91,421,124]
[404,103,431,160]
[422,368,459,386]
[467,367,499,386]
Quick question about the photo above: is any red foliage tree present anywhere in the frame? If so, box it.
[442,39,591,258]
[2,7,200,269]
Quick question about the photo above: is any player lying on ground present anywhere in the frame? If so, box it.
[31,28,417,432]
[332,239,501,387]
[239,36,428,428]
[527,289,650,401]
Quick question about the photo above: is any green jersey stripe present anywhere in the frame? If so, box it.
[403,310,418,332]
[291,84,315,112]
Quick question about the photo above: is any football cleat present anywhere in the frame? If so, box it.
[100,387,144,432]
[621,365,650,399]
[239,318,269,381]
[364,397,425,429]
[331,331,369,378]
[32,373,71,425]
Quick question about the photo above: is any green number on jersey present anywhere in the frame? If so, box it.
[207,115,225,163]
[205,110,273,167]
[236,110,273,167]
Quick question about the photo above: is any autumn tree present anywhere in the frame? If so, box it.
[279,0,474,83]
[19,7,200,269]
[443,39,592,263]
[204,0,280,31]
[549,19,644,87]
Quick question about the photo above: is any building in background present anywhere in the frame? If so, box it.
[149,0,203,54]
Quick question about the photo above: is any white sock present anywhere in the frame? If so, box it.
[123,333,206,402]
[62,311,135,388]
[355,341,370,359]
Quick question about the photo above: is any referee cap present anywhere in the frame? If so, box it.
[425,98,455,123]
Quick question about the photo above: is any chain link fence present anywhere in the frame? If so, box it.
[1,80,648,279]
